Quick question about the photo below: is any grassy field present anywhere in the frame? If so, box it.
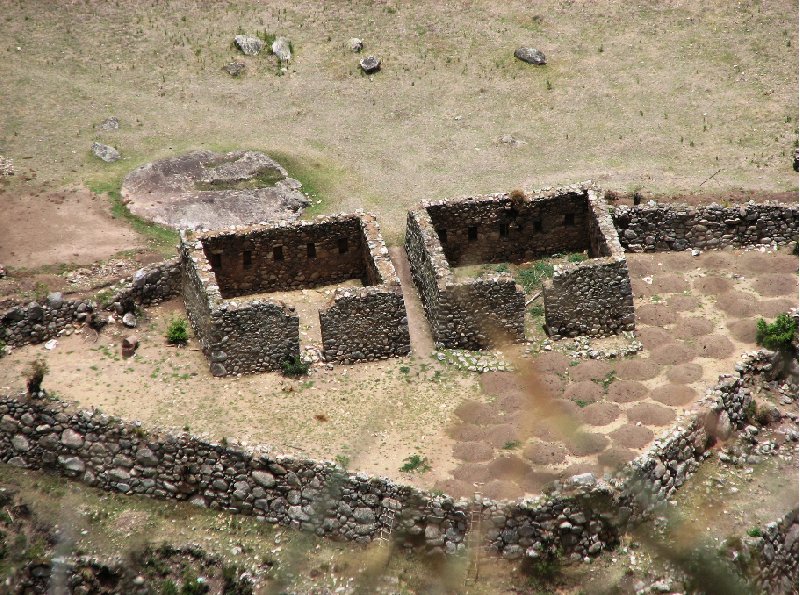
[0,0,797,244]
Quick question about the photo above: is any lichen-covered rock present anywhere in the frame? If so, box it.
[222,61,246,77]
[91,142,120,163]
[514,47,546,65]
[359,55,381,73]
[234,35,263,56]
[271,37,292,62]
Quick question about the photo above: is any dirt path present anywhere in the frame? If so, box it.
[390,247,434,357]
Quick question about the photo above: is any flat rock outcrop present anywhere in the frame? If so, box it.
[121,150,309,230]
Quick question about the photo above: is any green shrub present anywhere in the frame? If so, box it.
[502,440,520,450]
[26,357,49,396]
[746,527,762,538]
[281,356,310,377]
[400,454,431,473]
[567,252,587,263]
[160,580,179,595]
[755,313,798,351]
[529,304,545,317]
[166,317,189,345]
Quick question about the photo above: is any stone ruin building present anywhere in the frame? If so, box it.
[180,213,410,376]
[405,183,635,349]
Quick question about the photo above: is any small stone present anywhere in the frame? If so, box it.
[91,142,120,163]
[121,336,138,358]
[122,312,137,328]
[514,47,547,65]
[222,61,246,77]
[359,55,381,74]
[348,38,364,52]
[99,116,120,131]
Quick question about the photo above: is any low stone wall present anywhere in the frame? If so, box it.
[0,260,180,348]
[0,348,789,562]
[748,509,799,594]
[612,201,799,251]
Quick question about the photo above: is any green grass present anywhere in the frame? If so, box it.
[400,454,431,473]
[87,178,179,255]
[516,261,554,291]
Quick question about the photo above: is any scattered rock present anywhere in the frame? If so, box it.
[271,37,292,62]
[348,38,364,52]
[44,339,58,351]
[0,155,14,176]
[0,264,6,278]
[99,116,119,131]
[121,336,139,358]
[359,55,381,74]
[514,47,547,65]
[794,148,799,172]
[222,61,246,77]
[122,312,137,328]
[499,134,525,147]
[234,35,263,56]
[91,142,120,163]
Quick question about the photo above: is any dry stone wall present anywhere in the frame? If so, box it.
[180,213,409,374]
[405,184,633,347]
[0,348,790,560]
[747,508,799,594]
[612,201,799,251]
[0,260,180,348]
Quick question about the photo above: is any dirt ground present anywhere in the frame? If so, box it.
[1,247,795,499]
[0,0,797,245]
[0,187,143,269]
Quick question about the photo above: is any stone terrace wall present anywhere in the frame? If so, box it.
[180,233,299,376]
[319,215,410,363]
[0,260,180,348]
[612,202,799,251]
[748,508,799,594]
[199,216,370,298]
[543,190,635,338]
[405,205,524,349]
[426,190,591,266]
[0,348,790,560]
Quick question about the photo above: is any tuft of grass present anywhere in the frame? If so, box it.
[400,454,431,473]
[529,304,545,317]
[517,261,554,291]
[87,179,178,255]
[502,440,521,450]
[165,317,189,345]
[746,527,762,538]
[567,252,587,263]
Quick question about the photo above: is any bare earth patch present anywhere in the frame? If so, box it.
[650,343,697,365]
[569,359,613,382]
[626,402,677,426]
[577,402,621,426]
[693,276,734,295]
[607,380,649,403]
[666,363,704,384]
[673,317,714,339]
[615,359,663,381]
[651,384,697,407]
[609,424,655,449]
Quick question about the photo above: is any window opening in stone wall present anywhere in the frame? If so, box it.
[307,242,317,258]
[533,220,542,232]
[437,228,447,244]
[210,252,222,269]
[273,246,284,261]
[468,226,478,241]
[564,213,575,226]
[499,222,509,238]
[338,238,349,254]
[243,250,252,268]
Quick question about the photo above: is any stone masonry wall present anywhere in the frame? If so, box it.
[426,191,591,266]
[0,348,789,561]
[405,204,525,349]
[180,213,409,373]
[180,232,299,376]
[405,184,631,348]
[612,201,799,251]
[543,188,635,338]
[199,216,369,298]
[748,508,799,594]
[0,260,180,349]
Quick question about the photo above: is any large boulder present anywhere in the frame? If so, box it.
[514,47,547,65]
[234,35,263,56]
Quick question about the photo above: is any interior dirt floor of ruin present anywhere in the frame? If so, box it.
[0,248,796,499]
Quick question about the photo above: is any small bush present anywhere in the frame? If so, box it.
[529,304,545,317]
[567,252,587,263]
[400,454,431,473]
[755,313,798,351]
[160,580,179,595]
[502,440,520,450]
[746,527,762,538]
[335,454,350,469]
[166,317,189,345]
[26,358,48,396]
[281,356,310,377]
[95,288,115,308]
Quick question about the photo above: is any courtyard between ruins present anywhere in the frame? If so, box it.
[0,246,795,499]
